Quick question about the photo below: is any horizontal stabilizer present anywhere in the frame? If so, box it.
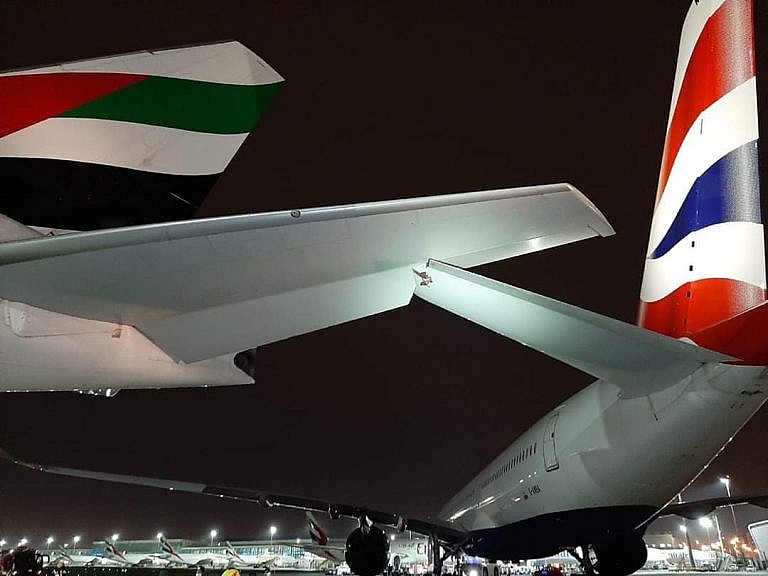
[413,260,731,397]
[0,183,612,363]
[657,494,768,521]
[690,300,768,365]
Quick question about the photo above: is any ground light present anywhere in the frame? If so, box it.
[210,530,218,546]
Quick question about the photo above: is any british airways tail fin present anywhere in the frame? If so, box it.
[0,41,283,230]
[638,0,765,339]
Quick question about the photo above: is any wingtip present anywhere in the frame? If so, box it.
[562,182,616,238]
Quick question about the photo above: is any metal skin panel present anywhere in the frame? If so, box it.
[0,299,250,392]
[439,363,768,542]
[0,183,613,364]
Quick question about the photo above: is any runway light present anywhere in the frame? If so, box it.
[19,538,28,546]
[296,539,301,545]
[73,536,81,545]
[390,535,395,541]
[698,517,713,529]
[111,534,119,543]
[269,526,277,536]
[47,537,54,546]
[0,540,6,547]
[679,525,687,533]
[156,533,163,540]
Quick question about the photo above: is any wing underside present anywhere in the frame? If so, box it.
[0,183,613,363]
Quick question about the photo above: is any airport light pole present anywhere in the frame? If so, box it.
[73,536,81,549]
[270,526,277,549]
[0,540,6,549]
[111,534,119,544]
[156,533,163,541]
[699,517,713,549]
[720,476,739,536]
[210,530,217,547]
[46,537,54,550]
[679,525,696,569]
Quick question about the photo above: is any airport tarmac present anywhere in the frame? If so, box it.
[44,568,324,576]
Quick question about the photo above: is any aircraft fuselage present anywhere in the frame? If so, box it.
[441,364,768,559]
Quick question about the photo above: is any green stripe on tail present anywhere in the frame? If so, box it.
[59,76,283,134]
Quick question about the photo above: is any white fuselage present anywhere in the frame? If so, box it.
[440,363,768,558]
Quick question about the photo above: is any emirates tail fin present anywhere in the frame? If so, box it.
[0,41,283,230]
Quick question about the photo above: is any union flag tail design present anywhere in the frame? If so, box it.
[638,0,764,341]
[0,41,283,230]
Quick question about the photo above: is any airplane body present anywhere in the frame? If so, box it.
[440,363,766,560]
[3,1,768,576]
[222,541,277,569]
[156,536,230,568]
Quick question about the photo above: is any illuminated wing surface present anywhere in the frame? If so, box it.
[413,260,731,397]
[0,183,613,362]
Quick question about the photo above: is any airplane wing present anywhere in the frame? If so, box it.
[0,183,612,363]
[655,495,768,521]
[0,448,468,546]
[412,260,733,398]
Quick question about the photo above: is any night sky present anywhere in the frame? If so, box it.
[0,0,767,551]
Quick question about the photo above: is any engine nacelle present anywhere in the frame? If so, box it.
[345,526,390,576]
[592,536,648,576]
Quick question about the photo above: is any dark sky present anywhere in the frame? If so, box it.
[0,0,766,550]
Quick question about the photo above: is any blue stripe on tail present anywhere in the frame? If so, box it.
[651,140,760,259]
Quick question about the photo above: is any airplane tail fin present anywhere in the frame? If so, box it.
[0,41,283,230]
[637,0,765,343]
[159,536,177,556]
[306,511,330,546]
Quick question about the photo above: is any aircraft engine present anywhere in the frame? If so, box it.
[345,525,390,576]
[591,537,647,576]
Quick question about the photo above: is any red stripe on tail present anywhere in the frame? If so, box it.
[654,0,755,206]
[691,300,768,365]
[638,278,765,338]
[0,72,146,138]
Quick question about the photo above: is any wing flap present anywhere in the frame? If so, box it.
[0,183,613,362]
[413,260,731,397]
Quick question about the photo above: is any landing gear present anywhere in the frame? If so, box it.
[431,535,443,576]
[567,538,647,576]
[567,546,595,576]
